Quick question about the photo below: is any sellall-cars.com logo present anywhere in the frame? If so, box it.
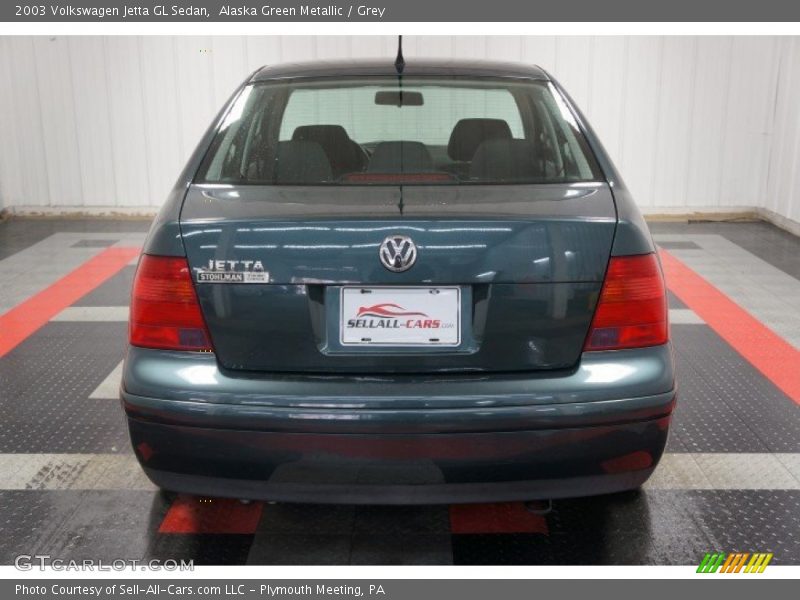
[347,303,446,330]
[697,552,773,573]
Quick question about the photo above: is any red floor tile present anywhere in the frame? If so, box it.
[159,495,264,534]
[661,249,800,406]
[450,502,549,535]
[0,246,141,357]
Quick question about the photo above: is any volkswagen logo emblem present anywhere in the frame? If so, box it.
[379,235,417,272]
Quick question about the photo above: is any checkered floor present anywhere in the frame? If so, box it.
[1,218,799,565]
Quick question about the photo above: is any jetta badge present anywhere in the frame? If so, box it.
[379,235,417,272]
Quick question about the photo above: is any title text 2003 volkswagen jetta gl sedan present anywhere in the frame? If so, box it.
[122,58,675,504]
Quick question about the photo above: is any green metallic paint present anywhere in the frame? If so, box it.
[126,63,674,502]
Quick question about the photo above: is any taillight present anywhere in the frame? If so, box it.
[584,253,668,351]
[129,255,213,352]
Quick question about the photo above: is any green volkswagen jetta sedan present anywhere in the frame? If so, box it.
[122,58,675,504]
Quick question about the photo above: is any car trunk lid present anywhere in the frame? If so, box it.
[179,182,616,373]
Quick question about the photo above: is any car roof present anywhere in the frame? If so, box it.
[249,58,550,82]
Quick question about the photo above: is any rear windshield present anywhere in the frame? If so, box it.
[196,77,603,186]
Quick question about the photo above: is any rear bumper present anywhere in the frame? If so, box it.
[122,344,675,504]
[128,415,670,504]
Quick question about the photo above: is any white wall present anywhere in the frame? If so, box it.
[0,35,796,224]
[765,37,800,226]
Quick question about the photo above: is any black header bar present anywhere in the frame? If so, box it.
[3,0,800,22]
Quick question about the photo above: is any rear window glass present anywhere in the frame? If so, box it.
[197,78,602,186]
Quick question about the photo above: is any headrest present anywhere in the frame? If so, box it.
[447,118,513,162]
[272,140,332,184]
[292,124,352,147]
[367,141,434,173]
[469,139,544,182]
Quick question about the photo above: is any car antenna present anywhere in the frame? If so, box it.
[394,34,406,217]
[394,35,405,75]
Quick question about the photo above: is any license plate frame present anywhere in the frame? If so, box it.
[339,286,461,347]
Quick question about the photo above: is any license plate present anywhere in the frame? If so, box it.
[340,287,461,347]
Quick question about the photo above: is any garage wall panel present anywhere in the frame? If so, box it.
[719,37,778,209]
[244,37,283,72]
[684,37,731,209]
[453,36,489,60]
[0,38,23,209]
[32,37,84,207]
[652,37,697,208]
[315,36,353,60]
[138,37,183,206]
[486,36,523,61]
[408,35,454,57]
[766,38,800,224]
[281,36,318,63]
[0,35,797,225]
[67,37,116,207]
[103,37,150,208]
[210,37,248,109]
[586,37,627,167]
[521,36,557,72]
[173,36,217,165]
[5,38,51,207]
[553,37,592,111]
[617,37,662,209]
[350,35,394,57]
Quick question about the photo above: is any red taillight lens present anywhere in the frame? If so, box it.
[584,253,668,351]
[129,255,213,352]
